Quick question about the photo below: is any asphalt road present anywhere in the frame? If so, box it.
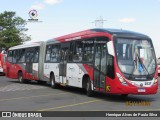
[0,75,160,119]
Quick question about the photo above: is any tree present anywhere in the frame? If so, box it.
[0,11,31,51]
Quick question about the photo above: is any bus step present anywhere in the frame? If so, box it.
[60,83,67,86]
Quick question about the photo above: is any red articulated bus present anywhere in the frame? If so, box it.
[6,28,158,97]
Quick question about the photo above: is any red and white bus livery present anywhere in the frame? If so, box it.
[6,28,158,97]
[6,42,41,80]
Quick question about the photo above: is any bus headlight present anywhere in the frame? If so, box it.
[153,77,158,85]
[116,73,128,86]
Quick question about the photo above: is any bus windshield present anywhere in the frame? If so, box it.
[115,38,156,76]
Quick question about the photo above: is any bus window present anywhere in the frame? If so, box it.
[33,47,39,63]
[45,45,52,62]
[101,44,107,74]
[25,47,36,63]
[73,41,83,62]
[12,50,17,63]
[7,51,13,63]
[50,45,59,62]
[17,49,25,63]
[83,40,94,62]
[25,50,30,63]
[69,42,74,61]
[95,46,101,70]
[106,54,114,79]
[30,51,34,62]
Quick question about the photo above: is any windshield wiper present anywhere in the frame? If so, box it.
[137,54,150,75]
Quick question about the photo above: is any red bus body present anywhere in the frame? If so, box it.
[6,28,158,96]
[6,42,41,80]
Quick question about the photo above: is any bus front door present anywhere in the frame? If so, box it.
[94,43,107,91]
[59,43,69,85]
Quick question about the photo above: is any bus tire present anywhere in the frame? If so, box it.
[86,78,94,97]
[50,74,57,89]
[18,72,24,83]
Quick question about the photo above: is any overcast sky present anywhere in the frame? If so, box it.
[0,0,160,57]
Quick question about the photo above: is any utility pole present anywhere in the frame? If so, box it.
[92,16,107,28]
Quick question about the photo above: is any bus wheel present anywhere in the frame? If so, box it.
[50,74,57,89]
[121,94,128,98]
[86,78,93,97]
[18,72,24,83]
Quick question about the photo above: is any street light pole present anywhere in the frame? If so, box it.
[92,16,107,28]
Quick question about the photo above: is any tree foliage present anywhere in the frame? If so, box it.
[0,11,31,50]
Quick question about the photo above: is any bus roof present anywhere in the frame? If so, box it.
[90,28,149,38]
[47,28,150,43]
[9,41,42,50]
[9,28,150,49]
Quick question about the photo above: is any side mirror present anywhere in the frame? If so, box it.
[107,41,115,56]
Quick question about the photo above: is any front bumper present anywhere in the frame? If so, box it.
[114,84,158,95]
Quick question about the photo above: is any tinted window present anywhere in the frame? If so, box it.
[69,42,74,61]
[45,45,52,62]
[33,47,39,63]
[17,49,25,63]
[50,45,60,62]
[7,51,13,63]
[45,45,60,63]
[12,50,17,63]
[25,47,38,63]
[83,40,94,62]
[73,41,83,62]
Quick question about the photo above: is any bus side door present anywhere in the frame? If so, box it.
[25,48,34,79]
[94,39,107,91]
[59,43,70,84]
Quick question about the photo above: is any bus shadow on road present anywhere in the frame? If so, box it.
[7,80,51,88]
[7,80,156,103]
[51,85,156,103]
[0,73,5,76]
[92,92,155,103]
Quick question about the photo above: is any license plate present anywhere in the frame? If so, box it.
[138,88,146,92]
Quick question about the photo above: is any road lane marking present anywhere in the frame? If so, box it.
[0,92,67,102]
[38,99,101,111]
